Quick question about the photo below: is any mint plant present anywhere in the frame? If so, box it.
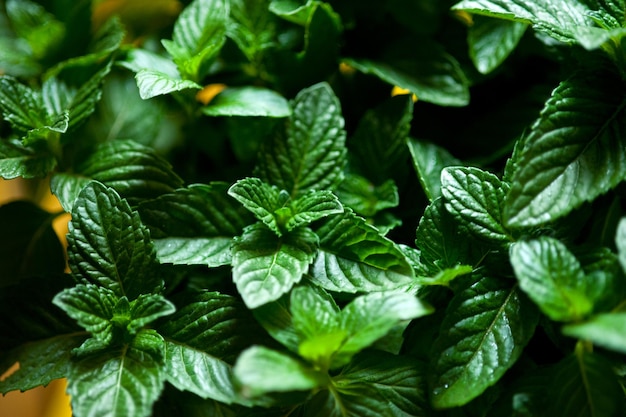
[2,0,626,416]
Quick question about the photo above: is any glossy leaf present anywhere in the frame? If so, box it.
[67,182,162,299]
[67,330,166,417]
[344,42,469,107]
[228,177,284,234]
[0,76,46,133]
[51,139,183,211]
[310,210,414,293]
[255,82,347,196]
[231,224,318,308]
[286,190,344,231]
[504,68,626,227]
[0,140,56,179]
[441,166,512,244]
[202,87,291,117]
[233,345,323,397]
[136,69,202,99]
[452,0,592,44]
[510,237,593,322]
[615,217,626,273]
[252,297,300,352]
[468,15,527,74]
[430,275,538,409]
[140,183,251,266]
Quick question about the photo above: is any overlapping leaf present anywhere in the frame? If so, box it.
[139,183,251,266]
[504,69,626,227]
[310,210,414,293]
[67,182,162,299]
[430,275,538,409]
[408,139,461,202]
[255,82,347,196]
[563,313,626,354]
[468,15,527,74]
[52,139,183,211]
[231,223,318,308]
[202,87,291,117]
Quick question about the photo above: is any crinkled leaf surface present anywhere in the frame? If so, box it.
[139,183,251,266]
[51,139,183,211]
[441,166,512,244]
[255,82,347,196]
[231,223,318,308]
[67,181,162,299]
[504,68,626,227]
[67,330,165,417]
[136,69,202,99]
[430,275,538,409]
[228,177,284,234]
[0,140,56,179]
[336,174,398,217]
[310,210,414,293]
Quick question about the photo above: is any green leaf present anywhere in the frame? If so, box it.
[128,294,176,335]
[227,0,275,62]
[139,183,252,266]
[504,69,626,227]
[336,174,399,217]
[136,69,202,100]
[67,181,162,299]
[330,351,430,417]
[468,16,527,74]
[162,340,242,403]
[0,76,46,132]
[255,82,347,196]
[233,345,324,397]
[0,37,40,78]
[430,275,539,409]
[562,313,626,354]
[231,223,318,308]
[546,348,624,417]
[0,140,57,179]
[310,210,414,293]
[252,297,300,352]
[269,0,313,25]
[349,95,413,183]
[408,139,461,202]
[202,87,291,117]
[452,0,592,44]
[344,42,470,107]
[615,217,626,273]
[228,177,284,234]
[333,291,433,368]
[51,139,183,211]
[0,201,65,282]
[510,237,594,322]
[67,330,166,417]
[6,0,64,59]
[162,0,229,81]
[441,166,513,244]
[0,334,84,394]
[286,190,344,231]
[53,284,117,345]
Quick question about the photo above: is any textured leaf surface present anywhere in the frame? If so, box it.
[349,95,413,183]
[430,275,538,408]
[234,345,323,397]
[452,0,592,44]
[0,334,84,394]
[0,76,46,132]
[441,166,512,244]
[228,177,284,234]
[336,174,398,217]
[68,331,165,417]
[67,182,161,299]
[510,237,593,321]
[469,16,527,74]
[408,139,461,202]
[52,139,183,211]
[232,224,318,308]
[311,210,414,292]
[136,69,201,99]
[140,183,251,266]
[504,69,626,227]
[562,313,626,354]
[0,140,56,179]
[202,86,291,117]
[286,190,344,231]
[255,82,347,196]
